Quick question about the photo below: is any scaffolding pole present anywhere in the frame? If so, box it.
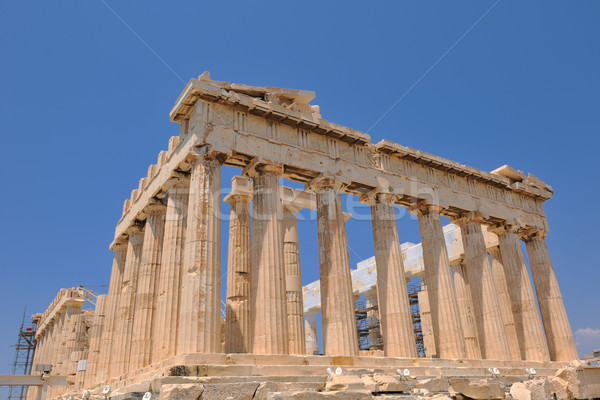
[7,308,36,400]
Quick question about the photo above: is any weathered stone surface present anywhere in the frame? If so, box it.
[326,375,366,391]
[269,390,372,400]
[201,382,260,400]
[449,378,505,400]
[160,383,204,400]
[549,377,569,400]
[416,378,449,393]
[254,381,323,400]
[510,378,550,400]
[372,373,411,393]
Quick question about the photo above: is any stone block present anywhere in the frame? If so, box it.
[372,373,411,393]
[449,378,505,400]
[160,383,204,400]
[549,377,569,400]
[254,381,322,400]
[268,390,372,400]
[416,378,450,393]
[510,378,550,400]
[201,382,260,400]
[360,376,378,392]
[325,375,366,392]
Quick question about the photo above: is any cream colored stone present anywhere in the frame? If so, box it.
[160,383,204,400]
[449,378,505,399]
[326,375,366,391]
[367,193,416,358]
[178,151,223,354]
[452,262,482,360]
[510,378,551,400]
[416,205,465,359]
[224,177,252,354]
[247,163,289,355]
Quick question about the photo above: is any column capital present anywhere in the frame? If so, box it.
[143,198,167,214]
[489,223,521,236]
[186,145,227,166]
[110,239,128,252]
[359,189,397,206]
[224,176,253,204]
[126,222,145,241]
[410,201,444,217]
[161,171,190,192]
[451,211,485,226]
[520,228,547,242]
[305,175,346,193]
[242,158,282,178]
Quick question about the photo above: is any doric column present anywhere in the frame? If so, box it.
[131,200,166,369]
[113,224,144,376]
[246,163,288,355]
[178,149,224,354]
[309,177,358,356]
[97,241,127,380]
[304,312,319,355]
[282,204,306,355]
[366,193,416,357]
[523,231,578,361]
[488,246,524,360]
[417,285,436,357]
[492,226,550,361]
[452,262,482,359]
[455,214,510,360]
[154,175,189,361]
[416,205,465,359]
[224,177,252,354]
[85,295,106,388]
[364,289,382,349]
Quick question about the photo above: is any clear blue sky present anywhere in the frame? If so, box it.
[1,1,599,378]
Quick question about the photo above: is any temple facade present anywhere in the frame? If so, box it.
[26,73,584,399]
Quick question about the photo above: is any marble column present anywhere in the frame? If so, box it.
[131,201,166,369]
[178,150,224,354]
[97,241,127,380]
[493,226,550,361]
[113,224,144,376]
[452,262,482,359]
[247,164,288,355]
[488,246,524,361]
[417,285,436,357]
[416,205,465,359]
[368,194,417,357]
[304,312,319,355]
[311,177,358,356]
[283,204,306,355]
[154,177,189,361]
[224,180,252,353]
[456,215,511,360]
[85,295,106,388]
[523,231,578,361]
[364,289,382,349]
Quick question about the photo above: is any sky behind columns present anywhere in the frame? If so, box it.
[0,0,599,379]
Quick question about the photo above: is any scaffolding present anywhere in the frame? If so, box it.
[7,309,36,400]
[354,282,425,356]
[408,282,425,357]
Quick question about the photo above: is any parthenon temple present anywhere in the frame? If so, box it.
[25,73,600,399]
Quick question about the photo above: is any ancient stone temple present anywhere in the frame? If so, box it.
[25,73,600,400]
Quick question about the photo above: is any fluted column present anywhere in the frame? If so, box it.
[224,178,252,353]
[491,226,550,361]
[455,214,510,360]
[304,312,319,355]
[85,295,106,388]
[452,262,482,359]
[417,285,436,357]
[178,150,224,354]
[523,231,578,361]
[131,201,166,369]
[97,241,127,380]
[488,246,524,360]
[154,177,188,361]
[113,224,144,376]
[367,194,417,357]
[310,177,358,356]
[283,204,306,355]
[416,205,465,359]
[247,164,288,354]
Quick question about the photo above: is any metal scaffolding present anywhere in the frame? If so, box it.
[354,281,425,356]
[8,309,36,400]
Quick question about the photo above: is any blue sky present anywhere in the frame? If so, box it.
[1,0,599,378]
